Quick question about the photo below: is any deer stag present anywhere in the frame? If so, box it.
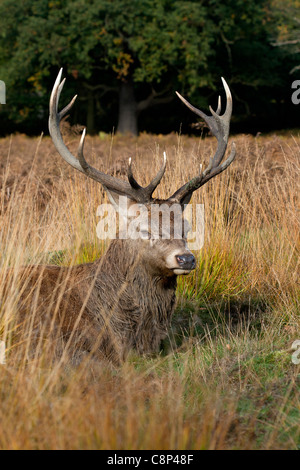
[14,70,235,366]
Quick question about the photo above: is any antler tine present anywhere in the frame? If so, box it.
[221,76,233,119]
[144,151,167,197]
[128,158,142,190]
[49,69,82,173]
[169,78,236,204]
[127,152,167,198]
[77,128,89,170]
[215,95,221,115]
[49,68,166,203]
[175,91,207,121]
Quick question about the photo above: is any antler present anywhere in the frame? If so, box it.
[49,68,166,203]
[169,78,236,205]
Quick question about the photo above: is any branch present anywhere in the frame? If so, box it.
[272,39,300,47]
[290,64,300,75]
[137,86,173,113]
[220,31,233,69]
[83,82,118,93]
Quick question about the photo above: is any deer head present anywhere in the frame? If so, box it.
[49,69,236,277]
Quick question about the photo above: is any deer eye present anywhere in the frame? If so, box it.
[140,231,151,240]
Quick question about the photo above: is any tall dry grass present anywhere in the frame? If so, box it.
[0,130,299,449]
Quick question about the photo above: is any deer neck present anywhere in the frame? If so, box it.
[97,239,177,310]
[90,239,177,355]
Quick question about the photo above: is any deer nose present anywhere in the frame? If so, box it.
[175,254,196,270]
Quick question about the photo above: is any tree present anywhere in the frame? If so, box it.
[270,0,300,74]
[0,0,217,135]
[0,0,296,135]
[96,0,216,135]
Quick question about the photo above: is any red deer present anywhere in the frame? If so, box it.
[11,70,236,366]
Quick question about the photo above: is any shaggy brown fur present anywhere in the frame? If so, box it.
[11,234,182,366]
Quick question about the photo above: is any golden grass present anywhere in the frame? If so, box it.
[0,130,299,449]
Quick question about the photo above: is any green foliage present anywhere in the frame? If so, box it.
[269,0,300,74]
[0,0,298,133]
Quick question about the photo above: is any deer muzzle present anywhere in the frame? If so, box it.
[175,254,196,271]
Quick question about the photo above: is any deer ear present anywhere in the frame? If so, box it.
[104,187,137,219]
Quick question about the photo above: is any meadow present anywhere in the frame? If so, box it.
[0,128,299,449]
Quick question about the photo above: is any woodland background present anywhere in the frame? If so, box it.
[0,0,299,136]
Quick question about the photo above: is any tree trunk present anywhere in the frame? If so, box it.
[117,80,138,136]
